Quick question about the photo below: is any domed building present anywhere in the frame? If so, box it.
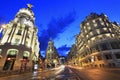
[45,38,59,68]
[0,4,40,71]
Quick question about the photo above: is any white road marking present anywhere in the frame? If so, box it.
[68,68,73,73]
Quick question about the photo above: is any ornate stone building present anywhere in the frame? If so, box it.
[75,13,120,68]
[45,39,59,68]
[67,44,77,66]
[0,4,40,71]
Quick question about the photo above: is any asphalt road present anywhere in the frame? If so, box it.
[0,65,120,80]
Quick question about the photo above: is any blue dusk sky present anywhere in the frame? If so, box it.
[0,0,120,57]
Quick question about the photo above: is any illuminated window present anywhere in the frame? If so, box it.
[92,20,95,23]
[101,22,104,25]
[106,23,109,26]
[23,51,30,58]
[99,18,102,21]
[85,30,87,33]
[84,26,86,29]
[88,26,91,30]
[90,32,93,36]
[103,28,107,31]
[91,37,95,41]
[87,22,89,25]
[105,34,110,37]
[109,28,112,32]
[112,34,115,37]
[88,40,90,43]
[7,49,18,55]
[94,23,97,27]
[96,29,100,34]
[86,35,89,38]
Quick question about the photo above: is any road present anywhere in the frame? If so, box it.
[0,65,120,80]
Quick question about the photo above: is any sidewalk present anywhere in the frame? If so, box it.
[0,69,32,77]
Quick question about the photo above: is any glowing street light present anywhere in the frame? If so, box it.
[7,57,11,60]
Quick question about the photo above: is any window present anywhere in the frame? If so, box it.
[96,29,100,34]
[94,23,97,27]
[90,32,93,36]
[87,26,91,30]
[97,55,102,60]
[101,22,104,25]
[103,28,107,31]
[26,33,30,38]
[86,35,89,38]
[25,41,29,47]
[105,54,112,60]
[109,28,112,32]
[7,49,18,56]
[112,34,115,37]
[91,37,95,41]
[23,51,30,58]
[87,22,89,25]
[92,20,95,23]
[17,30,22,35]
[115,53,120,59]
[95,45,100,52]
[14,38,20,45]
[85,30,87,33]
[111,42,120,49]
[106,23,109,26]
[96,20,101,27]
[100,43,109,50]
[99,18,102,21]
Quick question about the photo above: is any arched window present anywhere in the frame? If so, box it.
[23,51,30,57]
[7,49,18,56]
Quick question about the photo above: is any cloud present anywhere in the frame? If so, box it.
[57,44,71,56]
[39,11,76,52]
[57,44,71,51]
[47,11,76,38]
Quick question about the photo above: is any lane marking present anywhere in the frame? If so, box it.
[68,68,73,73]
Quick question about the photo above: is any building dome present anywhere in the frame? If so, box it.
[0,4,40,71]
[14,4,35,27]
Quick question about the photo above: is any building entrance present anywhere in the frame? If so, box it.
[3,55,16,70]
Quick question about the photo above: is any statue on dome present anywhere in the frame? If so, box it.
[27,4,33,9]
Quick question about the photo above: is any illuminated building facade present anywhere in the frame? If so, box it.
[67,44,77,66]
[0,4,40,71]
[76,13,120,68]
[45,39,59,68]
